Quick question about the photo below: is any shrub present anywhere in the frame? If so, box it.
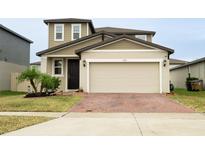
[40,74,61,93]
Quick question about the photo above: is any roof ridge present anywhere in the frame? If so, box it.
[0,24,33,43]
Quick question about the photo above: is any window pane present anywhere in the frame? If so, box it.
[73,33,80,40]
[55,60,62,67]
[56,25,62,33]
[73,25,80,33]
[56,33,62,39]
[55,68,62,75]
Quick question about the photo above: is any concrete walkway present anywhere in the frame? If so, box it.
[0,112,67,118]
[3,113,205,136]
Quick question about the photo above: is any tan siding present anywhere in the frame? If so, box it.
[47,36,103,56]
[89,62,160,93]
[97,39,153,50]
[48,23,90,48]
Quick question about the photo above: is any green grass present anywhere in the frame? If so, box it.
[0,91,25,96]
[170,88,205,112]
[0,116,52,135]
[0,91,82,112]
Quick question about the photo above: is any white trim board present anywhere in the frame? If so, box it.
[84,49,165,53]
[85,58,163,93]
[71,24,81,41]
[45,55,79,58]
[54,24,64,42]
[52,58,64,77]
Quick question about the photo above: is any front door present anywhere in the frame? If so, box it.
[67,60,79,89]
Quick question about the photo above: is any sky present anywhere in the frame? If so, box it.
[0,18,205,63]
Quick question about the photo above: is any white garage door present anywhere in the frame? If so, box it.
[89,62,160,93]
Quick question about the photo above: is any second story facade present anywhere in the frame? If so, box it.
[44,18,156,48]
[44,18,95,48]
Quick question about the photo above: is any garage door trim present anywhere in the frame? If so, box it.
[86,58,163,93]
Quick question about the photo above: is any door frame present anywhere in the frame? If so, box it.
[85,58,163,93]
[65,58,80,91]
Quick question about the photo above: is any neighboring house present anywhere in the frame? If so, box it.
[169,58,187,69]
[170,57,205,89]
[30,61,41,71]
[0,24,33,91]
[36,18,174,93]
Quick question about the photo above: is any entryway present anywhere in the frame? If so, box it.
[67,59,79,90]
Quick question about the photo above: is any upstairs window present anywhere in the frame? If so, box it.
[54,24,64,41]
[53,59,63,76]
[135,35,147,41]
[72,24,81,40]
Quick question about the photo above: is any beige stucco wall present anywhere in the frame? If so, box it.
[48,23,90,48]
[80,39,169,93]
[170,62,205,88]
[0,61,27,91]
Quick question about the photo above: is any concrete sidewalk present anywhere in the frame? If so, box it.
[0,112,67,118]
[3,113,205,136]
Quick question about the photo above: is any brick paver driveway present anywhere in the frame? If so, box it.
[70,93,194,112]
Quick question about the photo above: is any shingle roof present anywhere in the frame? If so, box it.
[170,57,205,71]
[36,31,116,56]
[0,24,33,43]
[170,58,188,64]
[76,35,174,54]
[44,18,95,33]
[95,27,156,35]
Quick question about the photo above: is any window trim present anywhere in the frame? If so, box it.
[135,35,147,41]
[52,58,64,77]
[71,24,81,41]
[54,24,64,41]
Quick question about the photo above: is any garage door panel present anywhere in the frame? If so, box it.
[89,62,160,93]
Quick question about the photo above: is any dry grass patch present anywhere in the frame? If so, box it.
[0,116,52,135]
[170,88,205,112]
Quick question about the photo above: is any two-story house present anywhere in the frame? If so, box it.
[36,18,174,93]
[0,24,33,91]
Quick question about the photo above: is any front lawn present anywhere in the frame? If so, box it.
[0,91,81,112]
[0,116,52,135]
[170,88,205,112]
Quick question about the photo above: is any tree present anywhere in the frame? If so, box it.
[18,68,41,93]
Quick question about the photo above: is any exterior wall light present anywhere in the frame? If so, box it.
[163,59,167,67]
[83,60,86,67]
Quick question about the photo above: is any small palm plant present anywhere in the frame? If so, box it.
[18,68,41,94]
